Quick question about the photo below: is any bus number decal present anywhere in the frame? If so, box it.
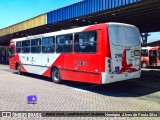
[75,61,87,66]
[115,53,123,58]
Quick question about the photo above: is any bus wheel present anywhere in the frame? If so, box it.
[17,64,22,75]
[51,67,61,83]
[142,62,148,68]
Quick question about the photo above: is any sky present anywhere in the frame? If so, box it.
[0,0,159,43]
[147,32,160,43]
[0,0,79,28]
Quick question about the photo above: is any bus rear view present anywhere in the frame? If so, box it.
[102,23,141,84]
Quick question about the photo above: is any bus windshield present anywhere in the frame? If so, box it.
[108,25,140,47]
[9,45,15,58]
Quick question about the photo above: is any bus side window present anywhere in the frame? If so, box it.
[85,32,97,52]
[56,36,64,53]
[42,37,55,53]
[56,34,72,53]
[16,41,22,53]
[74,31,97,53]
[31,38,41,53]
[22,40,30,53]
[63,34,72,52]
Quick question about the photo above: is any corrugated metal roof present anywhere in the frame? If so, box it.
[47,0,141,24]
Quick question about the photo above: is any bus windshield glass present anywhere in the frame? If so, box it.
[108,25,140,47]
[9,45,14,58]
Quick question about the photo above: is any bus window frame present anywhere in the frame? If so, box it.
[22,40,31,53]
[31,38,42,53]
[73,30,98,54]
[42,36,55,53]
[16,41,22,53]
[56,34,73,53]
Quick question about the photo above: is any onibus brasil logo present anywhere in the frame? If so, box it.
[27,95,37,104]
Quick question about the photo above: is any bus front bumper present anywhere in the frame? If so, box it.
[101,70,141,84]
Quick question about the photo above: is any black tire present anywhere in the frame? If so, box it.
[51,67,61,83]
[17,64,22,75]
[141,62,148,68]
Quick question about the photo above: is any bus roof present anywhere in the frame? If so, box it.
[11,22,137,42]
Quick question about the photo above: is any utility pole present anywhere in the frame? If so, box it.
[141,33,150,45]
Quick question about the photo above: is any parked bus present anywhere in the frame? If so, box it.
[9,23,141,84]
[141,46,160,68]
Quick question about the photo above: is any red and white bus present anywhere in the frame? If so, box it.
[9,22,141,84]
[141,46,160,68]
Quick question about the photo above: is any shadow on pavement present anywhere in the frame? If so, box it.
[0,62,9,65]
[139,69,160,81]
[12,69,160,98]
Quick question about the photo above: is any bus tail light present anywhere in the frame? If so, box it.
[106,57,112,73]
[108,59,111,63]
